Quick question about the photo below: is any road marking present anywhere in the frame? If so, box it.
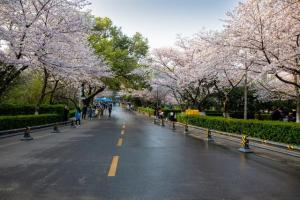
[34,134,51,139]
[117,138,123,147]
[122,124,126,129]
[0,141,22,148]
[0,133,55,148]
[121,130,125,135]
[108,156,119,177]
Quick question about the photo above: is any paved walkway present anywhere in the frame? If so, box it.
[0,107,299,200]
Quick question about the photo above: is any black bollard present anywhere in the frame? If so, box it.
[71,120,76,128]
[206,128,214,141]
[52,123,60,133]
[184,123,189,134]
[238,135,253,153]
[21,127,33,141]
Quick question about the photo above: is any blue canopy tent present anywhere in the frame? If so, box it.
[95,97,112,103]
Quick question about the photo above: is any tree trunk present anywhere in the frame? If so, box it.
[49,80,59,104]
[223,95,230,118]
[244,68,248,120]
[296,93,300,123]
[82,85,106,107]
[0,65,28,98]
[35,68,49,114]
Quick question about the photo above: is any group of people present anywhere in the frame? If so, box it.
[75,103,113,126]
[271,108,296,122]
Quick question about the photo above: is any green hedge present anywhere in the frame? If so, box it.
[177,114,300,145]
[138,107,182,118]
[137,107,155,116]
[0,104,65,116]
[204,111,255,119]
[163,109,182,118]
[0,114,63,131]
[69,109,76,118]
[254,113,272,120]
[205,111,223,117]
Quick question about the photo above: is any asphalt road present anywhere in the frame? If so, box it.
[0,107,299,200]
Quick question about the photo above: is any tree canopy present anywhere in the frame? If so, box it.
[89,17,150,91]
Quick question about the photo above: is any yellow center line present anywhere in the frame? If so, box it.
[108,156,120,177]
[117,138,123,147]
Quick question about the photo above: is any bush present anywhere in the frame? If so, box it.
[0,104,65,116]
[205,110,223,117]
[177,114,300,145]
[137,107,155,116]
[205,111,256,119]
[69,109,76,118]
[0,114,63,131]
[163,109,182,118]
[0,104,35,115]
[229,112,255,119]
[138,107,182,118]
[254,113,272,120]
[39,105,65,115]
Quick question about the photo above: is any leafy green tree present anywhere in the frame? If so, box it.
[0,72,46,105]
[88,17,150,95]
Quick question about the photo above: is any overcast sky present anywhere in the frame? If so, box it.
[87,0,241,49]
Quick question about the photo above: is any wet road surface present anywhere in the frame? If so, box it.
[0,107,299,200]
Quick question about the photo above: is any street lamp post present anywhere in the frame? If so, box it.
[184,102,189,134]
[154,88,159,124]
[156,89,159,116]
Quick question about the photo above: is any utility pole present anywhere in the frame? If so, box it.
[156,89,159,119]
[154,88,159,124]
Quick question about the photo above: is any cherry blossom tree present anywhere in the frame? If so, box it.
[150,36,217,110]
[199,31,260,118]
[224,0,300,121]
[0,0,111,112]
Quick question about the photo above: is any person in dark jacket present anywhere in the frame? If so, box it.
[271,108,282,121]
[108,104,112,117]
[82,106,87,120]
[87,106,93,120]
[63,105,69,121]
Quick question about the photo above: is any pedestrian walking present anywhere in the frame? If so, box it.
[87,106,93,120]
[95,107,99,118]
[63,105,69,121]
[108,103,112,117]
[159,110,164,119]
[104,103,108,115]
[169,111,176,121]
[82,106,87,120]
[75,108,81,126]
